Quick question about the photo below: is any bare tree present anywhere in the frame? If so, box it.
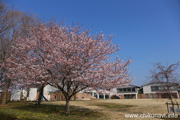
[0,1,38,104]
[150,62,180,114]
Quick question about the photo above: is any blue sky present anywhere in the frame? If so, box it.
[5,0,180,86]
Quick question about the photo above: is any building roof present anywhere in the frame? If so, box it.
[116,84,140,88]
[141,81,179,87]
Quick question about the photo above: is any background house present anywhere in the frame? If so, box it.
[43,85,58,101]
[139,82,179,99]
[8,82,180,101]
[82,89,111,99]
[111,85,140,99]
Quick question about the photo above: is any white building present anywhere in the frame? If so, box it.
[27,88,37,101]
[10,85,58,101]
[111,85,140,99]
[142,82,179,99]
[43,85,58,101]
[11,89,27,101]
[81,88,111,99]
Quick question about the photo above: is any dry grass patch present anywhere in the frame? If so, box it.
[46,99,180,120]
[88,102,136,112]
[4,99,179,120]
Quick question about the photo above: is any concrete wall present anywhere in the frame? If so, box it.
[28,88,37,101]
[143,85,153,94]
[50,92,65,101]
[137,94,146,99]
[10,90,21,101]
[120,95,124,99]
[76,93,96,100]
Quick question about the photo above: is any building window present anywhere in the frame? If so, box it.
[177,87,180,92]
[105,95,109,99]
[117,88,123,93]
[132,88,135,92]
[158,86,163,91]
[150,93,154,98]
[94,93,97,98]
[123,88,127,92]
[170,87,177,91]
[151,86,159,91]
[127,88,131,92]
[117,88,137,93]
[99,94,104,99]
[145,94,149,98]
[164,87,168,90]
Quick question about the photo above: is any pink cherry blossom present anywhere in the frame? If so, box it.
[6,22,133,114]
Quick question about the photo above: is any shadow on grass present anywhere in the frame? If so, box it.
[0,102,103,120]
[0,110,40,120]
[0,112,17,120]
[13,104,102,117]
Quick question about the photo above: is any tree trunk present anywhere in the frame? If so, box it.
[169,94,175,115]
[74,94,76,101]
[167,86,175,115]
[37,84,45,105]
[65,99,70,115]
[2,79,10,105]
[25,88,30,101]
[20,88,23,101]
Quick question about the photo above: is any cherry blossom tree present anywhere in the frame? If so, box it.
[7,22,132,114]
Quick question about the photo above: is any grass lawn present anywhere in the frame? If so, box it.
[0,99,180,120]
[0,101,103,120]
[44,99,180,120]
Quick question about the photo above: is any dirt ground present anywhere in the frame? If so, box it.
[44,99,180,120]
